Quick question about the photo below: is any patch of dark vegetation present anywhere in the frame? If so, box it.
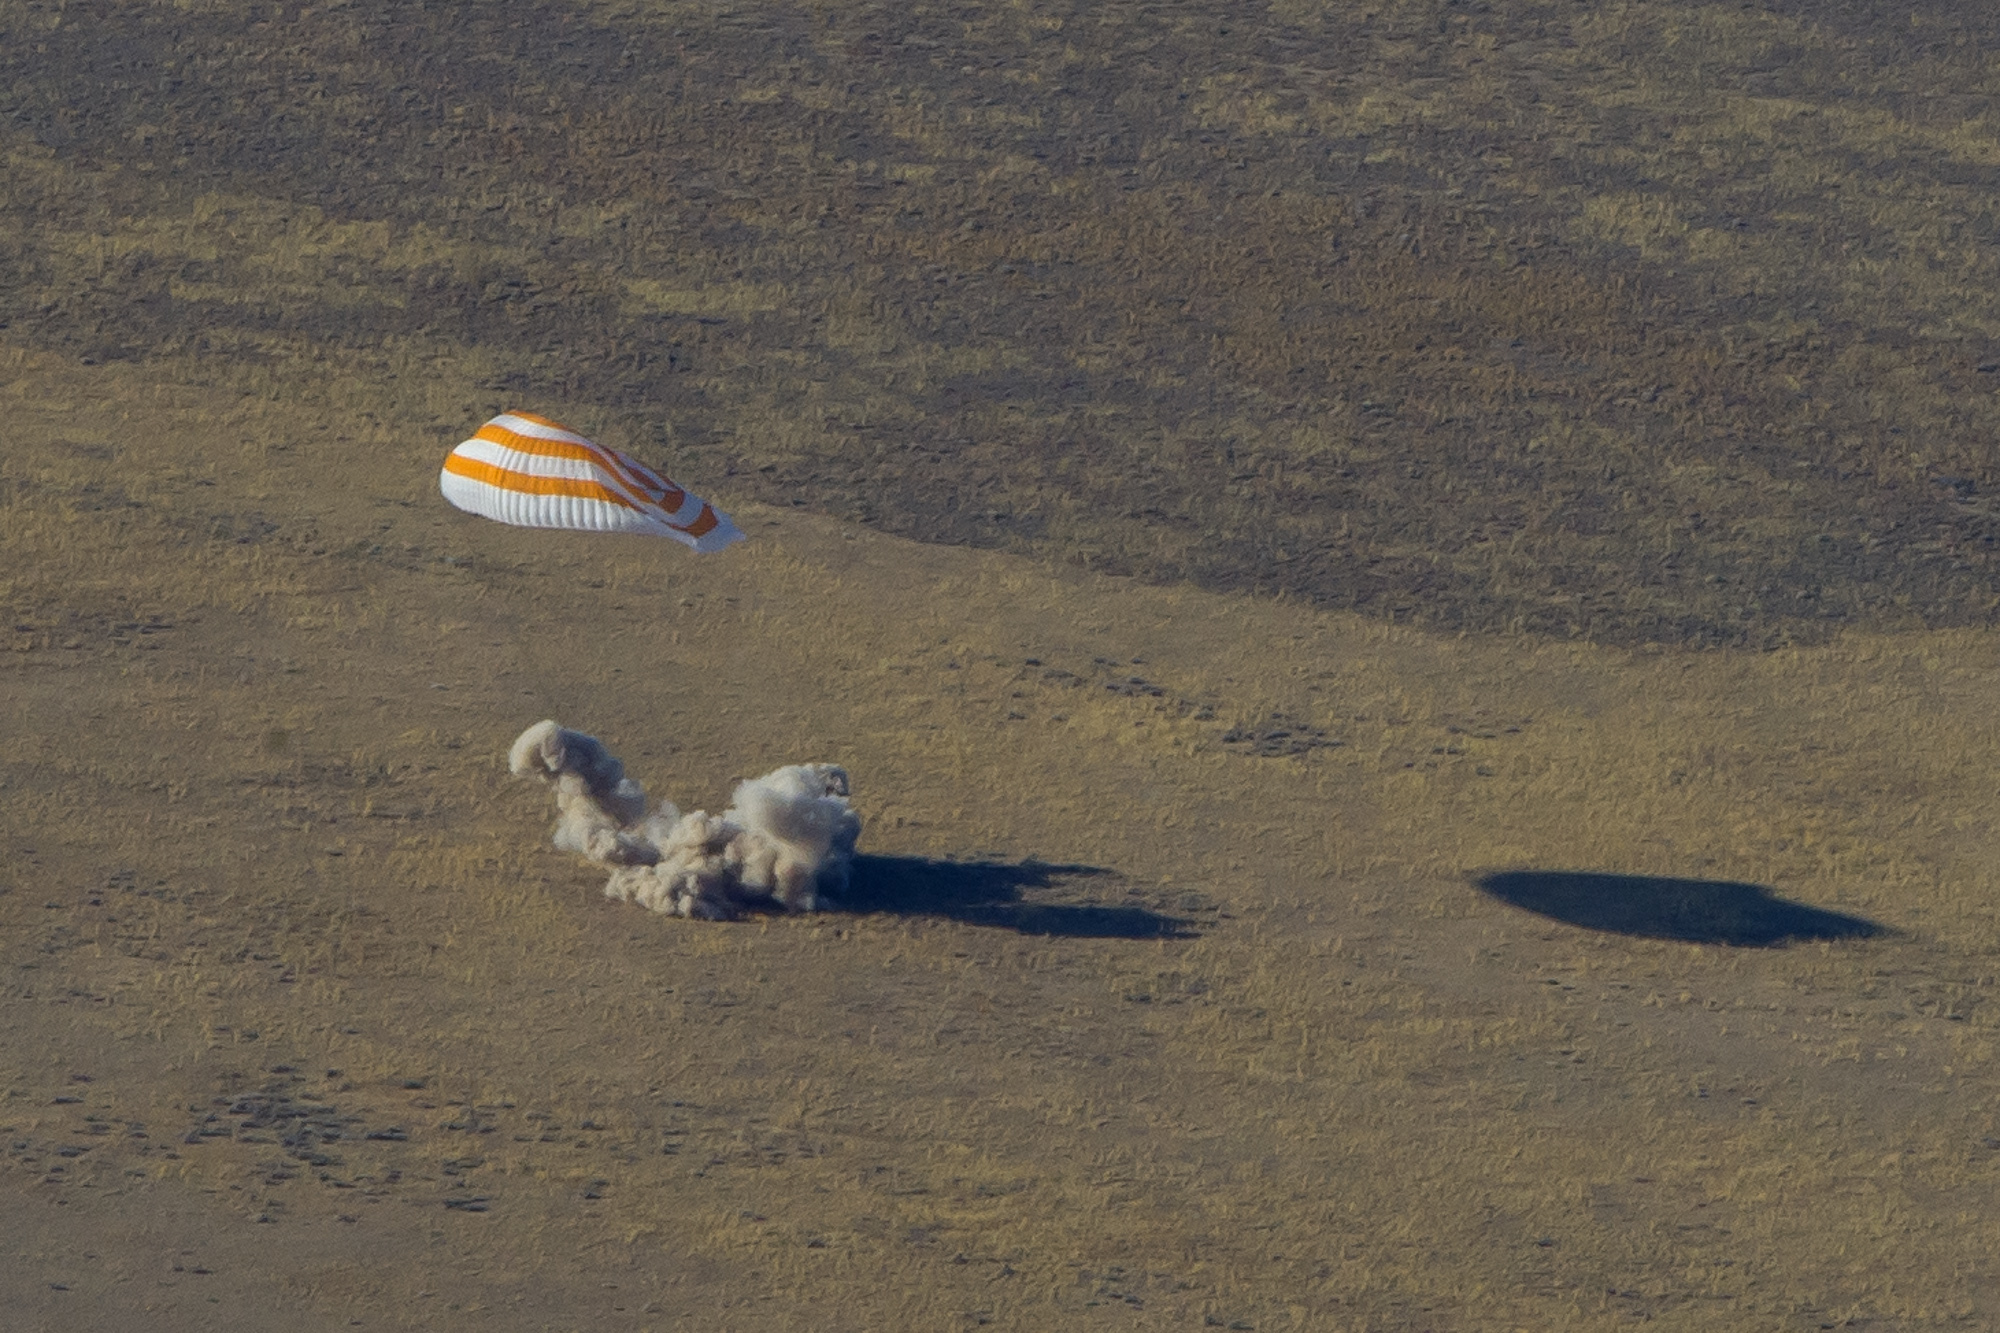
[1007,651,1362,759]
[1220,712,1342,758]
[8,2,2000,643]
[1102,674,1164,699]
[1474,871,1887,947]
[6,604,179,657]
[185,1074,361,1170]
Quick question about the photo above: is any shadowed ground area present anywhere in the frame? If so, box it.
[7,0,2000,645]
[1475,870,1886,947]
[8,0,2000,1328]
[839,855,1194,938]
[4,382,1999,1327]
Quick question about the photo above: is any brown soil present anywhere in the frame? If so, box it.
[5,3,2000,1329]
[7,0,2000,644]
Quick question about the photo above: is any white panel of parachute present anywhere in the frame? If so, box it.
[439,411,745,553]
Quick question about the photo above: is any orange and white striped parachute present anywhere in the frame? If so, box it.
[440,411,745,553]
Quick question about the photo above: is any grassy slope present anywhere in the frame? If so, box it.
[5,0,2000,644]
[3,349,1998,1330]
[5,0,2000,1328]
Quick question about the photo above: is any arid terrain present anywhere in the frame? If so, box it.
[4,1,1999,1329]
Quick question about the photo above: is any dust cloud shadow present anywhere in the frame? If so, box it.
[836,854,1196,939]
[1474,870,1887,947]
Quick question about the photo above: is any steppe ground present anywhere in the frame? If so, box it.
[5,0,2000,1329]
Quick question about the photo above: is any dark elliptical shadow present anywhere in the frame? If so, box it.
[1475,870,1887,947]
[836,854,1196,939]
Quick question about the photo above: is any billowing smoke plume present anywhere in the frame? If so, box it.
[508,720,860,920]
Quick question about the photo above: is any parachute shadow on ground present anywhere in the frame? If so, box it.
[1474,869,1887,947]
[838,854,1197,939]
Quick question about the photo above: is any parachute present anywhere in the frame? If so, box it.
[439,411,745,552]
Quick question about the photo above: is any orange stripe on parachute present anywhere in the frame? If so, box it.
[441,410,744,550]
[470,422,689,512]
[442,453,643,509]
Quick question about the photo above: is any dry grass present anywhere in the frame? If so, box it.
[7,0,2000,643]
[3,350,1999,1329]
[5,1,2000,1328]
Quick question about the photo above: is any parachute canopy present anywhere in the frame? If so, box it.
[440,411,745,553]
